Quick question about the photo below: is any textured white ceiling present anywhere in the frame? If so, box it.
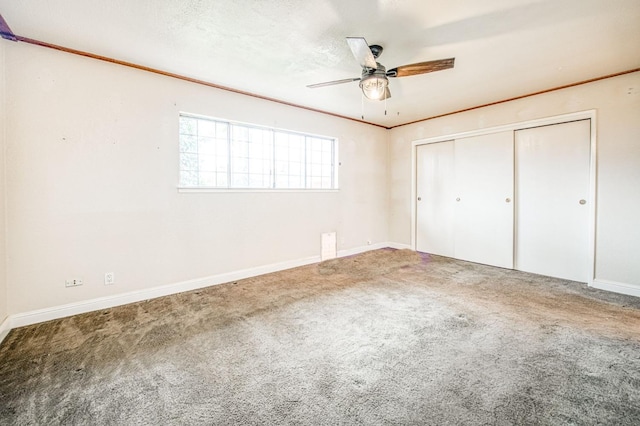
[1,0,639,127]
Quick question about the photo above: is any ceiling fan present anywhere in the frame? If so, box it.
[308,37,455,101]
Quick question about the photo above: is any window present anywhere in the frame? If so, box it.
[179,114,337,190]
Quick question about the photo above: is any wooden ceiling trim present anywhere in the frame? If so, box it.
[390,68,640,129]
[14,35,388,129]
[0,13,17,41]
[2,13,637,130]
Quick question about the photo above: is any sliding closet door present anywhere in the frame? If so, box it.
[416,141,455,257]
[454,131,514,269]
[515,120,591,282]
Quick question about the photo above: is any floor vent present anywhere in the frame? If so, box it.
[321,232,337,261]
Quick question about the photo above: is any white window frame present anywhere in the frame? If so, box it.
[178,113,339,192]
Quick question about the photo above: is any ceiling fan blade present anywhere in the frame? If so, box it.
[387,58,455,78]
[346,37,378,69]
[307,77,361,88]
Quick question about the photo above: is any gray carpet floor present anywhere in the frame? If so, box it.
[1,249,639,425]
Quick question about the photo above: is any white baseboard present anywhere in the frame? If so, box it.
[386,242,411,250]
[1,243,408,345]
[337,241,390,257]
[591,279,640,298]
[0,316,11,344]
[9,254,323,330]
[336,242,411,258]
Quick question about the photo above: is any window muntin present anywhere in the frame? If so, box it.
[179,114,337,190]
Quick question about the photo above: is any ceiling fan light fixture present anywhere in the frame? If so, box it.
[307,37,454,105]
[360,74,389,100]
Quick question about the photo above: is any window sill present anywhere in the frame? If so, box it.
[178,187,340,194]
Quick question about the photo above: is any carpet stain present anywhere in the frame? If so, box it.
[1,249,639,425]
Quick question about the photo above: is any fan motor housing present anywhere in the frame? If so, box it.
[362,62,386,77]
[369,44,383,59]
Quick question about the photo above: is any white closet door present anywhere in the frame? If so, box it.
[515,120,591,282]
[416,141,455,257]
[454,131,514,268]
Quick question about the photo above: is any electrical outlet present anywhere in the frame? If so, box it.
[104,272,115,285]
[65,278,83,287]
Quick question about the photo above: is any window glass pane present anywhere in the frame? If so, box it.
[248,141,264,159]
[232,125,248,141]
[199,155,216,172]
[180,171,198,187]
[180,135,197,153]
[273,131,305,189]
[275,160,288,174]
[249,157,264,174]
[231,157,249,173]
[249,128,265,143]
[290,162,301,175]
[199,171,216,187]
[198,137,216,155]
[305,136,335,189]
[289,176,302,188]
[231,174,248,187]
[179,117,197,135]
[180,153,198,171]
[232,141,249,158]
[322,150,331,164]
[216,156,228,172]
[249,174,268,188]
[179,114,336,190]
[309,177,322,188]
[216,123,228,139]
[216,173,228,187]
[198,120,216,137]
[215,139,228,155]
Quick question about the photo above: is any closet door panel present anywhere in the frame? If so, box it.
[416,141,455,257]
[454,131,514,268]
[515,120,591,282]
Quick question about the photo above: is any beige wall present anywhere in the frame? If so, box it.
[389,71,640,288]
[0,40,7,324]
[3,39,638,320]
[4,42,389,315]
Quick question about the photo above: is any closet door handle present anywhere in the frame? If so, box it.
[456,197,461,202]
[579,199,586,205]
[505,198,511,203]
[417,197,422,201]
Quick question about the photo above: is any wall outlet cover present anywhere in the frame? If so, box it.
[104,273,115,285]
[65,278,83,287]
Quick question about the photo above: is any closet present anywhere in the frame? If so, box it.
[514,121,591,282]
[415,119,591,282]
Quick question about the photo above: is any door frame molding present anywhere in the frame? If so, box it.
[410,109,597,285]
